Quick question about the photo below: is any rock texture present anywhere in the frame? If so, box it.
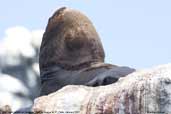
[0,105,11,114]
[33,64,171,114]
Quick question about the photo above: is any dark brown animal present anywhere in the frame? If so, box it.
[39,7,135,96]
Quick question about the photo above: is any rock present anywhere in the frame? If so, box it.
[0,105,12,114]
[32,64,171,114]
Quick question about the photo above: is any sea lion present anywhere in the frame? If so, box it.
[39,7,135,96]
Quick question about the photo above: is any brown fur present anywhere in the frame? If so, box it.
[39,7,105,72]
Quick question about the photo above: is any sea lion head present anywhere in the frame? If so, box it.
[39,7,105,72]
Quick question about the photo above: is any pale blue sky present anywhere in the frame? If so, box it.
[0,0,171,69]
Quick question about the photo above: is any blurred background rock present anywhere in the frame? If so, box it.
[0,26,43,111]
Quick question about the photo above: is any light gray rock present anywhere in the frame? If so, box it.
[0,105,11,114]
[32,64,171,114]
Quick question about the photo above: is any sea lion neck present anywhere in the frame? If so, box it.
[39,7,105,72]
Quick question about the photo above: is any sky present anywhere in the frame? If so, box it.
[0,0,171,69]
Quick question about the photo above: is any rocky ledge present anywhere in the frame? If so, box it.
[32,63,171,114]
